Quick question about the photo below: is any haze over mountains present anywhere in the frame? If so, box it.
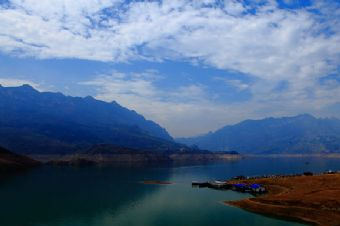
[1,85,340,156]
[177,114,340,154]
[0,85,181,154]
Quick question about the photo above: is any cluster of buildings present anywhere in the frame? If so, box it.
[192,180,266,194]
[231,170,340,181]
[192,170,340,195]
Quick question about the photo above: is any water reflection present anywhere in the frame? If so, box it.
[1,157,340,226]
[0,166,172,226]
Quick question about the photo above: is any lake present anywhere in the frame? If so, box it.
[1,157,340,226]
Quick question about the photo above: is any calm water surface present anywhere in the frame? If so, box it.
[1,157,340,226]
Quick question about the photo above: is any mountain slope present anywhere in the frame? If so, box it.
[0,146,40,171]
[0,85,178,154]
[177,114,340,154]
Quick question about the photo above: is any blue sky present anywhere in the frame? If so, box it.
[0,0,340,137]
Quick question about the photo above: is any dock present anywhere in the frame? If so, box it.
[192,181,229,189]
[193,171,340,195]
[192,180,266,194]
[191,181,209,188]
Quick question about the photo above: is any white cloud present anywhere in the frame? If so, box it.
[80,68,340,137]
[0,77,43,90]
[80,71,230,136]
[1,1,340,81]
[80,71,160,99]
[214,77,250,90]
[1,0,339,78]
[224,0,246,16]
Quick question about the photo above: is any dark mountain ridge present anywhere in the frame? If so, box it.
[177,114,340,154]
[0,85,179,154]
[0,146,40,171]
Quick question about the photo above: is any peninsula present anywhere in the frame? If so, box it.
[225,173,340,226]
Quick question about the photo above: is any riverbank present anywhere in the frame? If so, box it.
[244,153,340,158]
[142,180,173,185]
[44,152,241,166]
[225,173,340,226]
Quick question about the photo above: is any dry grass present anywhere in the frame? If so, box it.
[226,174,340,226]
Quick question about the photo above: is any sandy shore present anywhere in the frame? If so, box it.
[225,174,340,226]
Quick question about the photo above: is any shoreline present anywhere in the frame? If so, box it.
[224,173,340,226]
[28,153,340,165]
[243,153,340,158]
[33,153,241,165]
[142,180,173,185]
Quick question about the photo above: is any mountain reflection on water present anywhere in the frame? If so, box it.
[1,157,340,226]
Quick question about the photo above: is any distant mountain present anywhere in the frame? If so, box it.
[0,146,40,171]
[177,114,340,154]
[0,85,180,154]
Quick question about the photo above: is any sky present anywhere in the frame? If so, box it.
[0,0,340,137]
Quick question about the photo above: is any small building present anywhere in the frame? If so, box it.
[249,184,266,193]
[192,181,209,188]
[326,170,336,174]
[233,175,246,180]
[232,183,247,192]
[303,171,313,176]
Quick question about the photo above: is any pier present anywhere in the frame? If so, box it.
[192,180,266,194]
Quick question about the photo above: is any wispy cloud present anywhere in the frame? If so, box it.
[0,77,43,90]
[0,0,340,79]
[80,70,232,136]
[80,68,340,137]
[2,0,340,82]
[214,77,250,91]
[2,1,338,80]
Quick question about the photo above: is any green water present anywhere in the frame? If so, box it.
[1,157,340,226]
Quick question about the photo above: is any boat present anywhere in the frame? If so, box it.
[192,181,209,188]
[207,181,231,189]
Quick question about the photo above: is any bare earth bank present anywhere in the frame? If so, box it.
[226,174,340,226]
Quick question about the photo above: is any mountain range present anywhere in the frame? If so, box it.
[0,85,182,154]
[2,85,340,156]
[177,114,340,154]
